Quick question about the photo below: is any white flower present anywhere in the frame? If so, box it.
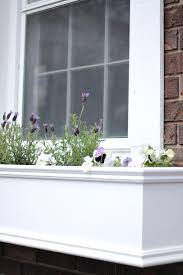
[102,157,114,167]
[82,156,93,172]
[165,149,175,161]
[36,152,56,166]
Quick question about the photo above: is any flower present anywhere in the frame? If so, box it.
[81,92,90,103]
[94,147,106,163]
[123,156,132,167]
[73,127,80,136]
[166,149,175,161]
[29,113,40,124]
[36,152,56,166]
[12,112,19,122]
[94,119,103,133]
[43,123,48,133]
[82,156,93,172]
[49,124,55,132]
[30,124,40,133]
[6,111,12,120]
[3,112,6,121]
[1,121,6,129]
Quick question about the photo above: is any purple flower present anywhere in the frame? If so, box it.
[12,112,19,122]
[94,119,103,133]
[123,157,132,167]
[1,121,6,129]
[29,113,40,124]
[43,123,48,133]
[95,147,106,163]
[81,92,90,103]
[7,111,12,120]
[3,112,6,121]
[73,127,80,136]
[30,124,40,133]
[49,124,55,132]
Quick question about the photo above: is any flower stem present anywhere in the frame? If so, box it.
[78,104,85,126]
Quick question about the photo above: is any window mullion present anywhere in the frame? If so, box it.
[103,0,109,137]
[66,5,73,126]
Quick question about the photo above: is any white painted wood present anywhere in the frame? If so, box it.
[128,0,164,149]
[0,166,183,267]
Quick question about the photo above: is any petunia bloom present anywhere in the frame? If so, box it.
[94,147,106,163]
[123,156,132,167]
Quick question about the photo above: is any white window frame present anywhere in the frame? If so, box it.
[8,0,164,154]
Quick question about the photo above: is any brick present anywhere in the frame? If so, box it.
[165,77,179,99]
[96,261,115,275]
[178,125,183,144]
[180,28,183,50]
[164,0,179,5]
[171,147,183,165]
[165,100,183,121]
[3,244,36,262]
[22,263,62,275]
[164,124,177,145]
[165,30,178,51]
[37,250,76,270]
[165,5,183,29]
[0,258,20,275]
[165,53,183,75]
[77,257,96,273]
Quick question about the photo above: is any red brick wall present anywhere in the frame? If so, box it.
[164,0,183,165]
[0,242,182,275]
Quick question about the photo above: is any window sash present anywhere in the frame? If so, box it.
[18,0,164,153]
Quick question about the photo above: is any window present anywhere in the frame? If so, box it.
[16,0,163,152]
[23,0,129,138]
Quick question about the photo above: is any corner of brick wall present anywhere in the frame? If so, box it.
[164,0,183,165]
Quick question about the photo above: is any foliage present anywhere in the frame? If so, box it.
[44,114,102,166]
[0,112,40,165]
[143,145,175,167]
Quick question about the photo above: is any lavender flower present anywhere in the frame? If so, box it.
[81,92,90,103]
[3,112,6,121]
[49,124,55,132]
[29,113,40,124]
[95,147,106,163]
[30,124,40,133]
[94,119,103,133]
[7,111,12,120]
[12,112,19,122]
[123,157,132,167]
[73,127,80,136]
[1,121,6,129]
[43,123,48,133]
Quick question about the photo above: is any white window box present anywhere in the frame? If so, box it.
[0,165,182,268]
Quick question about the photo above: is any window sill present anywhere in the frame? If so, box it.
[0,165,182,267]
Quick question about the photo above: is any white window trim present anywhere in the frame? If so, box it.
[7,0,164,154]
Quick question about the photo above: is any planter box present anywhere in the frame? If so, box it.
[0,165,183,267]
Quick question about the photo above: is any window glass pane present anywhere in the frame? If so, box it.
[72,0,105,67]
[108,0,130,62]
[28,0,40,3]
[70,67,104,126]
[24,0,130,139]
[24,72,67,136]
[106,63,129,138]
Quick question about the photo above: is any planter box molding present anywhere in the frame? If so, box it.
[0,166,183,268]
